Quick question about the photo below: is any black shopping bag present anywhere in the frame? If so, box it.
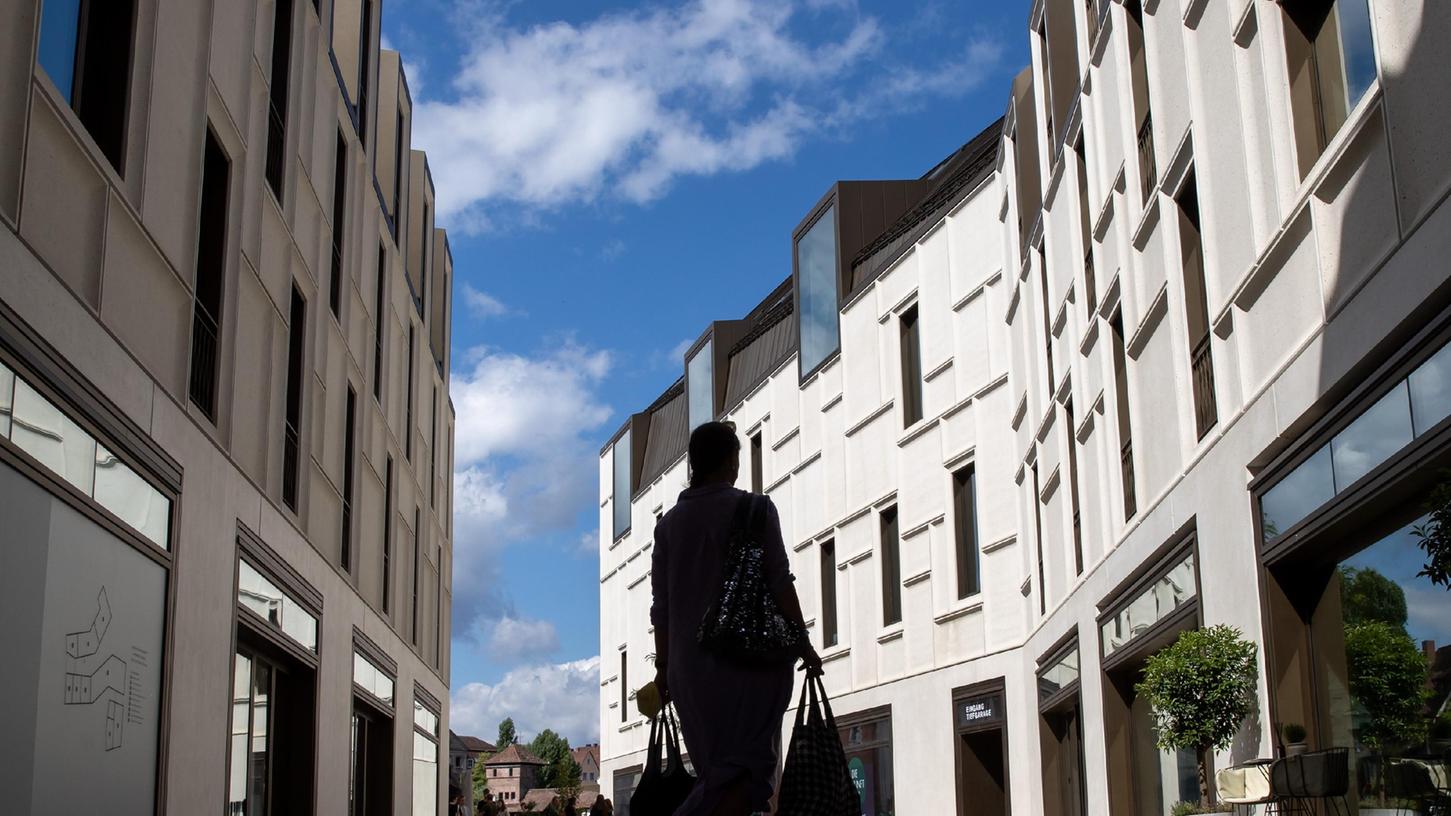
[630,705,696,815]
[777,674,860,815]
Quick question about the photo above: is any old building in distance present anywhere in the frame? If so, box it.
[0,0,456,813]
[600,1,1451,813]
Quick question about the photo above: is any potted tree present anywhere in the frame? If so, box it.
[1138,625,1259,811]
[1345,620,1432,814]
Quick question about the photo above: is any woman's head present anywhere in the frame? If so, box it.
[688,421,740,487]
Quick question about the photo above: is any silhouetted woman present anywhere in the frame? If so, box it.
[651,421,822,816]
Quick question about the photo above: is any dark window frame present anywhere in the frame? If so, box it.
[189,127,230,423]
[953,465,981,599]
[282,286,306,511]
[900,304,923,427]
[341,385,357,573]
[265,0,295,200]
[820,539,839,648]
[880,505,902,627]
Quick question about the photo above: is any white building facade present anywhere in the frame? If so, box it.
[601,1,1451,814]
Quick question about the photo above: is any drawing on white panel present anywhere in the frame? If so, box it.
[64,587,129,751]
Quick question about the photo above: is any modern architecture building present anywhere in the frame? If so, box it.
[0,0,456,813]
[600,1,1451,813]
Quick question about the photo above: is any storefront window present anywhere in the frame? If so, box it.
[1263,339,1451,543]
[614,768,641,816]
[353,651,395,706]
[1101,552,1196,657]
[840,710,895,816]
[0,460,166,813]
[238,559,318,653]
[1039,645,1080,703]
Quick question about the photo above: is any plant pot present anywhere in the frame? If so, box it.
[1285,743,1307,757]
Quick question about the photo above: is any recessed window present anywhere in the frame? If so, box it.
[750,431,763,494]
[900,305,923,427]
[405,326,416,462]
[953,466,980,599]
[411,507,421,646]
[1283,0,1378,177]
[37,0,135,174]
[687,341,714,431]
[1109,312,1136,520]
[798,205,840,377]
[413,698,440,816]
[189,129,229,422]
[1177,174,1217,439]
[342,387,357,573]
[330,131,348,319]
[382,456,394,614]
[282,286,306,511]
[265,0,294,198]
[880,506,901,626]
[820,539,838,648]
[373,244,387,402]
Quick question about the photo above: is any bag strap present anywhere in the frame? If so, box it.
[792,679,812,730]
[813,675,841,732]
[663,705,686,769]
[727,494,754,538]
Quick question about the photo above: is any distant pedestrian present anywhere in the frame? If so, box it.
[593,795,613,816]
[651,421,821,816]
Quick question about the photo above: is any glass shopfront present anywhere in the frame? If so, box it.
[839,707,895,816]
[1039,641,1087,816]
[1260,330,1451,811]
[1099,540,1203,816]
[954,684,1010,816]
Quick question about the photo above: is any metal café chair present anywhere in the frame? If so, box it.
[1216,758,1277,814]
[1269,748,1351,816]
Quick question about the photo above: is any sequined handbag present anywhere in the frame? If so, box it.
[696,494,802,666]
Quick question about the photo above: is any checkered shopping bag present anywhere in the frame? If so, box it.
[777,674,860,815]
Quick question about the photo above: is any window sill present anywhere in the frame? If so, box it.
[934,599,984,626]
[822,645,851,664]
[897,415,939,447]
[876,627,904,645]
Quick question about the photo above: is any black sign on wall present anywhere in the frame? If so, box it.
[957,693,1004,730]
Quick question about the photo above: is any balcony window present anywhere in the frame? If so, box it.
[798,205,840,378]
[612,431,631,539]
[37,0,135,174]
[687,341,714,431]
[1283,0,1378,177]
[820,539,838,648]
[880,506,902,626]
[953,466,981,599]
[265,0,294,198]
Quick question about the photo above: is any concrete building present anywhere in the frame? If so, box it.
[0,0,456,814]
[600,1,1451,813]
[483,744,547,809]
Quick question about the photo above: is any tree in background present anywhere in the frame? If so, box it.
[473,759,490,804]
[1137,625,1259,809]
[1340,566,1409,627]
[497,718,517,748]
[530,729,584,791]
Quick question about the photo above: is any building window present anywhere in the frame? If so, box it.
[1038,642,1088,816]
[405,326,415,462]
[36,0,135,174]
[231,647,317,816]
[330,131,347,319]
[1074,136,1097,318]
[620,650,628,723]
[392,106,405,232]
[1037,245,1056,398]
[419,202,431,310]
[1031,462,1047,616]
[1109,312,1136,521]
[612,431,631,539]
[342,387,357,573]
[687,341,714,431]
[953,466,980,599]
[1176,173,1217,440]
[238,558,318,653]
[899,305,923,427]
[411,507,421,646]
[1126,0,1156,205]
[430,385,438,508]
[880,506,901,627]
[838,709,895,815]
[383,456,393,615]
[1065,401,1084,576]
[350,651,395,816]
[820,539,838,648]
[373,244,386,402]
[283,286,306,511]
[355,0,373,149]
[750,431,763,494]
[1283,0,1378,177]
[798,205,840,378]
[189,128,229,423]
[265,0,294,199]
[413,698,440,816]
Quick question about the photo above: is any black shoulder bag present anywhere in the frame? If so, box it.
[696,493,802,666]
[630,705,695,815]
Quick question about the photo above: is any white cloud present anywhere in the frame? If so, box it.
[410,0,1004,231]
[451,656,602,746]
[460,283,512,318]
[449,340,614,630]
[482,615,562,663]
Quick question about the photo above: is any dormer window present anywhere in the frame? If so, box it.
[797,204,840,378]
[687,340,714,431]
[612,431,631,539]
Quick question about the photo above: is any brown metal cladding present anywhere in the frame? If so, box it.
[723,297,796,413]
[637,381,688,493]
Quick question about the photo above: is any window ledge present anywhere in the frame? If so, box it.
[876,627,905,645]
[981,533,1013,556]
[822,645,851,664]
[897,415,940,447]
[903,569,932,588]
[934,599,984,625]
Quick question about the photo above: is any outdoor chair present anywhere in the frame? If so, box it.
[1269,748,1351,816]
[1216,759,1275,814]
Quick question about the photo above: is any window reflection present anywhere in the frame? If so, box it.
[1130,691,1200,813]
[413,730,438,816]
[94,445,170,548]
[0,360,13,438]
[838,712,894,816]
[798,205,840,377]
[1102,554,1196,657]
[238,559,318,652]
[687,342,714,431]
[1335,0,1378,109]
[1331,382,1412,490]
[12,378,97,496]
[612,431,631,539]
[353,651,394,705]
[228,654,252,815]
[249,661,271,813]
[1262,446,1336,542]
[1409,342,1451,434]
[1039,645,1080,702]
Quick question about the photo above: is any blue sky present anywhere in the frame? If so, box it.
[381,0,1032,745]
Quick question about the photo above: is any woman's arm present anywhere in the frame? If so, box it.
[761,498,823,674]
[649,515,670,699]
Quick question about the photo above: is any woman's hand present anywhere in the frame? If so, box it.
[653,666,670,703]
[797,643,824,678]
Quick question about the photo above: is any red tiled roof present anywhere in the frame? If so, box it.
[460,735,496,754]
[485,743,546,766]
